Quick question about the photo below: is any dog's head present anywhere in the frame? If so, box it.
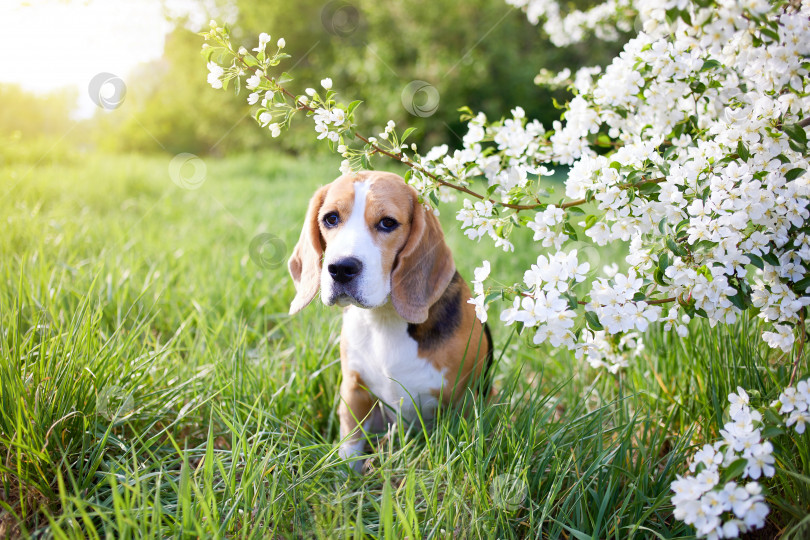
[288,171,455,324]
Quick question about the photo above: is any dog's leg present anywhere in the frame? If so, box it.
[338,372,375,473]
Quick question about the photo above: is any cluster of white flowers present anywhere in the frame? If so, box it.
[490,250,589,347]
[456,198,515,251]
[312,105,346,142]
[468,260,491,322]
[775,377,810,434]
[576,330,643,373]
[672,387,773,538]
[411,0,810,372]
[206,61,224,89]
[506,0,636,47]
[202,1,810,376]
[201,8,810,538]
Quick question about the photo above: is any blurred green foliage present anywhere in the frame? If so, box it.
[0,85,85,166]
[106,0,628,156]
[0,0,626,159]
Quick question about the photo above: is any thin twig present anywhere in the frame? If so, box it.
[575,296,676,307]
[236,55,669,212]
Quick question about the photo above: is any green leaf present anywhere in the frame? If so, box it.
[654,267,668,286]
[400,127,417,143]
[762,252,780,267]
[762,426,785,439]
[789,139,807,153]
[347,100,363,116]
[785,168,806,181]
[764,408,782,426]
[562,292,578,311]
[638,182,661,195]
[747,253,764,270]
[666,237,685,256]
[760,27,779,42]
[784,123,808,145]
[428,190,439,207]
[563,222,578,240]
[736,140,750,162]
[596,134,613,148]
[727,293,747,311]
[585,311,603,331]
[793,275,810,292]
[567,206,586,215]
[278,72,294,84]
[700,59,722,71]
[721,458,748,483]
[658,252,670,272]
[457,105,474,117]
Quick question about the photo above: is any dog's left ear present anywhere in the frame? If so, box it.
[391,190,456,324]
[288,185,329,315]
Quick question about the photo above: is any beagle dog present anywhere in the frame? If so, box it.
[288,171,493,471]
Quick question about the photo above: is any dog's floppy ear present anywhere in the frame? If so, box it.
[288,185,329,315]
[391,191,456,324]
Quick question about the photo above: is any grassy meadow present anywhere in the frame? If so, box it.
[1,152,808,538]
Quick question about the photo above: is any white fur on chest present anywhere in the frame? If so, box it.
[342,304,445,423]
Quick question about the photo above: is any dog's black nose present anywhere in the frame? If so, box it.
[328,257,363,284]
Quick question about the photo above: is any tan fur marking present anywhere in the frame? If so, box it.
[338,335,376,450]
[419,277,490,404]
[365,175,414,284]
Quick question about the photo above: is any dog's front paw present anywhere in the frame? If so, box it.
[338,440,366,473]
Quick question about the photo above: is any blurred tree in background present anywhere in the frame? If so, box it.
[1,0,626,159]
[0,84,83,165]
[104,0,626,155]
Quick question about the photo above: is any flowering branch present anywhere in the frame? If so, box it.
[201,0,810,393]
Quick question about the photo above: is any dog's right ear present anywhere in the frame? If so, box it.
[288,185,329,315]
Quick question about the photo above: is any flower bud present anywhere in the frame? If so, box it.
[321,78,333,90]
[277,38,286,48]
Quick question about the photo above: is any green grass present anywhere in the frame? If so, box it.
[1,152,808,538]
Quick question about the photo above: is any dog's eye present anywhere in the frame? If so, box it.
[377,217,399,232]
[323,212,339,228]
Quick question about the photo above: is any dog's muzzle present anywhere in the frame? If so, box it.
[328,257,363,284]
[326,256,369,306]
